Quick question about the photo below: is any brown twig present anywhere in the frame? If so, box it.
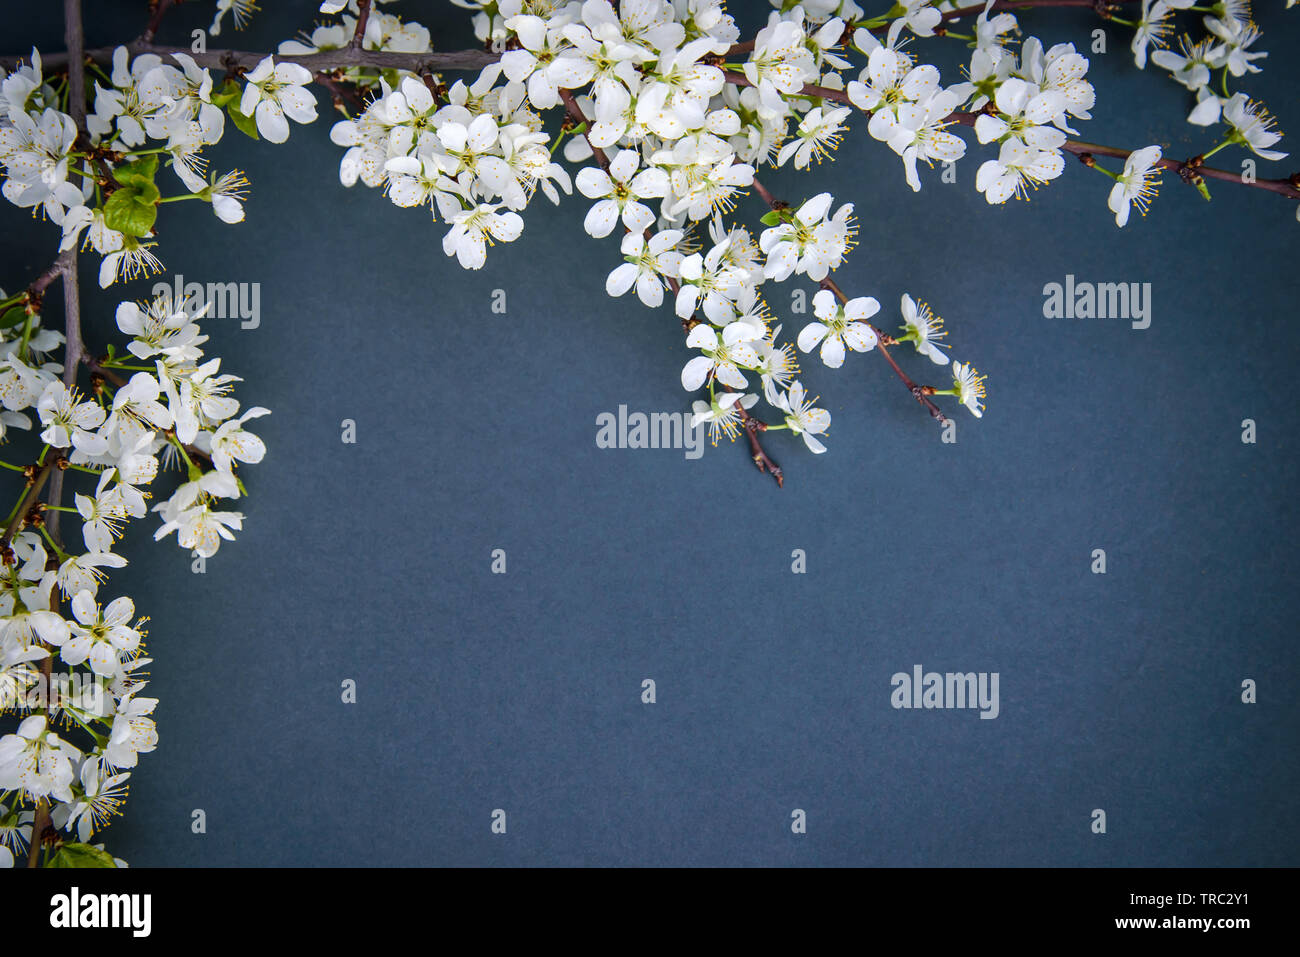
[558,88,610,171]
[141,0,176,44]
[823,276,948,423]
[1064,139,1300,198]
[350,0,373,51]
[0,460,54,553]
[939,0,1134,21]
[737,403,783,487]
[314,71,364,113]
[24,259,65,305]
[42,0,88,551]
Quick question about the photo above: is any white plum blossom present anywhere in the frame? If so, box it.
[606,230,684,307]
[878,89,968,191]
[59,591,140,679]
[575,149,668,237]
[976,139,1065,204]
[1221,94,1287,160]
[0,716,78,802]
[759,193,855,282]
[442,204,525,269]
[898,294,949,365]
[691,390,758,445]
[104,695,158,770]
[681,321,762,391]
[500,15,596,109]
[950,361,987,417]
[777,106,851,169]
[797,289,879,369]
[1131,0,1173,69]
[37,382,107,455]
[204,406,270,474]
[239,57,318,143]
[774,380,830,453]
[1109,145,1163,227]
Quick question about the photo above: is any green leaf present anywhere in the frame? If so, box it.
[0,306,27,329]
[210,79,240,109]
[113,154,158,189]
[759,210,782,226]
[47,843,118,868]
[102,188,158,238]
[113,160,161,206]
[226,100,259,140]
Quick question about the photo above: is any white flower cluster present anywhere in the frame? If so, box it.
[0,10,290,860]
[372,0,1003,448]
[1142,1,1290,214]
[0,0,1293,864]
[0,286,267,864]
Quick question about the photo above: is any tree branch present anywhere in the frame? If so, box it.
[0,460,55,554]
[0,42,500,75]
[43,0,87,550]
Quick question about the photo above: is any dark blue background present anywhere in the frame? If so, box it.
[1,1,1296,866]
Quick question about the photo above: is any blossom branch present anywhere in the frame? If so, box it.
[943,111,1300,200]
[559,89,785,484]
[750,177,949,424]
[721,75,1300,205]
[1063,138,1300,198]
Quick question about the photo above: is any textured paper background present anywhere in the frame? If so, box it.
[0,1,1296,866]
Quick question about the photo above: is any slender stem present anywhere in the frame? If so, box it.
[825,276,949,424]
